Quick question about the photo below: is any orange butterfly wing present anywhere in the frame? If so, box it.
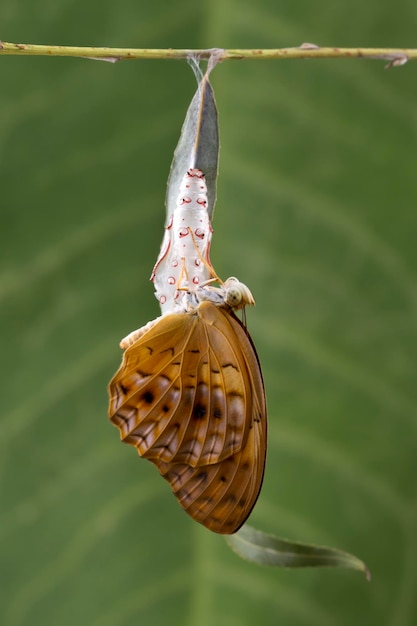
[153,303,266,534]
[108,300,267,534]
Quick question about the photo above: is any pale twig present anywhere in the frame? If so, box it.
[0,41,413,68]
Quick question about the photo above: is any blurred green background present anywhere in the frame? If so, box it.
[1,1,417,625]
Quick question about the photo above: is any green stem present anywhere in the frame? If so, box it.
[0,41,413,67]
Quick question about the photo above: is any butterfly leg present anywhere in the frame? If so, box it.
[187,227,222,285]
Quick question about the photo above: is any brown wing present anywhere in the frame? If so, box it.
[151,303,267,534]
[108,303,253,467]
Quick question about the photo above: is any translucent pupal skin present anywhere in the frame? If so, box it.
[108,282,267,534]
[151,169,214,313]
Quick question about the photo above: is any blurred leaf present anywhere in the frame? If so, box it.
[226,525,370,578]
[1,2,417,626]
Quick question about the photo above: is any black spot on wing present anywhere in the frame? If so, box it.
[222,362,239,371]
[137,370,151,378]
[161,347,175,357]
[193,403,207,420]
[142,390,154,404]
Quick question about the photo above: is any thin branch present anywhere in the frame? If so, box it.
[0,41,413,67]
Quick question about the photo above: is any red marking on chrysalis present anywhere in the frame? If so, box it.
[187,168,204,178]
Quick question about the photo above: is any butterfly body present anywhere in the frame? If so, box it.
[108,282,267,534]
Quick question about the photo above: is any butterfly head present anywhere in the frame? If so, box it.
[223,277,255,309]
[178,276,255,314]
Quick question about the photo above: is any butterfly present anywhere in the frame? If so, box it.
[108,278,267,534]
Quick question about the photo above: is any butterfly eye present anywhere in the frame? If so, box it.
[180,196,192,205]
[194,228,205,239]
[225,287,242,307]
